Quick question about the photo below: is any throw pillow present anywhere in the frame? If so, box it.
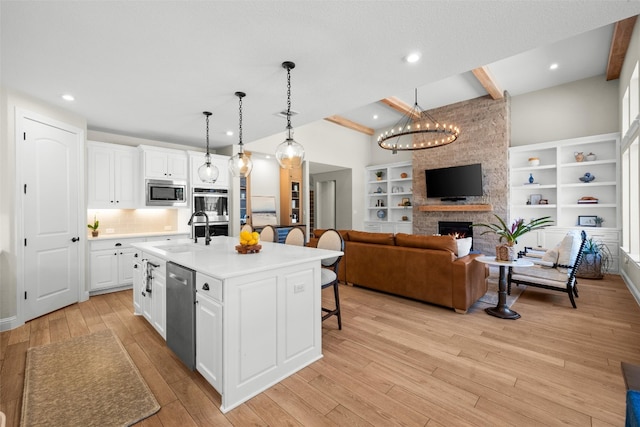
[541,247,559,265]
[456,237,473,258]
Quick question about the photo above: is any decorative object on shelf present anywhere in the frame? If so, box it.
[528,157,540,166]
[574,152,584,162]
[529,173,534,184]
[88,215,99,237]
[402,216,409,221]
[375,170,384,180]
[594,216,605,227]
[236,230,262,254]
[579,172,595,183]
[375,186,383,193]
[575,237,611,279]
[377,88,460,154]
[376,209,386,219]
[529,193,542,205]
[229,92,253,178]
[275,61,305,169]
[578,196,599,204]
[376,199,385,207]
[400,172,408,178]
[402,198,411,206]
[586,152,597,161]
[198,111,220,184]
[539,199,549,204]
[578,215,598,227]
[472,215,553,262]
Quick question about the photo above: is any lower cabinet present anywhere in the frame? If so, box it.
[196,290,222,392]
[133,252,167,338]
[90,238,142,291]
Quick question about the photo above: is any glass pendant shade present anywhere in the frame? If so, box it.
[276,133,305,169]
[199,112,219,184]
[229,152,253,178]
[198,153,219,183]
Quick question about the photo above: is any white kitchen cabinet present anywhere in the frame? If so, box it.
[196,272,223,392]
[87,141,139,209]
[364,161,413,233]
[136,252,167,338]
[141,145,188,180]
[89,238,143,292]
[189,152,230,189]
[132,251,143,315]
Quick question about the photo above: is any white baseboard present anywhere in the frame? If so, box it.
[620,269,640,308]
[0,315,22,332]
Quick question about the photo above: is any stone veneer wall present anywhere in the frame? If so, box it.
[412,94,510,255]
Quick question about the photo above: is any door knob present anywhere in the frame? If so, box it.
[71,237,80,242]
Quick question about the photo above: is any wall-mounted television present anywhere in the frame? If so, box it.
[425,163,483,201]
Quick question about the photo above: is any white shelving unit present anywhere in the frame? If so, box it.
[364,161,413,234]
[509,133,621,271]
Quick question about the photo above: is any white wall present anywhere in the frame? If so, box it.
[310,169,353,230]
[245,120,372,231]
[248,156,281,220]
[0,88,87,325]
[511,75,619,146]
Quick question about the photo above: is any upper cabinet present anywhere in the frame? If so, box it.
[87,141,139,209]
[141,145,188,180]
[189,152,230,189]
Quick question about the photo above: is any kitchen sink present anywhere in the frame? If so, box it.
[156,243,208,253]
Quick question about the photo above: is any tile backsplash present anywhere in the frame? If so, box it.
[87,209,179,235]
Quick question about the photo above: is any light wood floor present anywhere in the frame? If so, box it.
[2,275,640,426]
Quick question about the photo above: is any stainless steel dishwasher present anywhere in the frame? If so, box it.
[166,262,196,370]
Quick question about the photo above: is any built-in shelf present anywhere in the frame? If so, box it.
[419,204,493,212]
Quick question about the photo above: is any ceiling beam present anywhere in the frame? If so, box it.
[324,115,375,135]
[380,97,421,120]
[472,66,503,99]
[606,15,638,81]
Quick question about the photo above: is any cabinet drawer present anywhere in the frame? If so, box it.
[91,237,142,251]
[196,272,222,302]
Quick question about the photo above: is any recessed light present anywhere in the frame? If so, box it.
[61,94,75,101]
[373,114,379,120]
[405,52,421,64]
[549,63,559,71]
[226,131,233,136]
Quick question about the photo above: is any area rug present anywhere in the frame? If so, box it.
[476,266,526,307]
[21,329,159,427]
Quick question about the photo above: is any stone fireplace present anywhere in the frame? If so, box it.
[438,221,474,249]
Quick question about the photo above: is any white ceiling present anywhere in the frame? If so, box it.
[2,1,639,150]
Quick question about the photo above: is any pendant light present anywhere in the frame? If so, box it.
[275,61,305,169]
[197,111,220,184]
[229,91,253,178]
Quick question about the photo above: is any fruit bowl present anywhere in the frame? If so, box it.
[235,244,262,254]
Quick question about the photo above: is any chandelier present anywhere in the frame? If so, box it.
[228,91,253,178]
[197,111,220,183]
[275,61,305,169]
[377,89,460,154]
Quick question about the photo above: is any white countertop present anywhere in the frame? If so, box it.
[131,237,343,279]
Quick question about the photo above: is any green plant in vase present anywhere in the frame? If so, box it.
[88,215,100,237]
[375,170,384,181]
[472,215,553,261]
[576,237,611,279]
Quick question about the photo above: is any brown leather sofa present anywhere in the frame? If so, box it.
[309,230,488,313]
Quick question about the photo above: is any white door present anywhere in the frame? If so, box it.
[21,115,82,321]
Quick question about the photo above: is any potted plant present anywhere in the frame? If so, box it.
[576,237,611,279]
[88,215,100,237]
[375,170,384,181]
[594,216,605,227]
[472,215,553,261]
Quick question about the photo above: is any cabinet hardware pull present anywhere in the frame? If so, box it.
[115,243,122,247]
[202,283,210,291]
[71,236,80,242]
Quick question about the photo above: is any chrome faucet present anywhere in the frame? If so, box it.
[187,211,211,245]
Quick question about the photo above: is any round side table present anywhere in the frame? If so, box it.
[475,256,533,319]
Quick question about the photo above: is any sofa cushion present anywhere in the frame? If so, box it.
[395,233,457,255]
[456,237,473,258]
[347,230,395,245]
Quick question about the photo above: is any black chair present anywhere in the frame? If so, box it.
[316,229,344,329]
[508,230,587,308]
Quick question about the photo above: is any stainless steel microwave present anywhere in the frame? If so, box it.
[146,179,187,207]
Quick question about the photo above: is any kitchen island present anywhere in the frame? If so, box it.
[130,236,342,413]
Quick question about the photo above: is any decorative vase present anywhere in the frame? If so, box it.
[586,152,596,161]
[376,176,382,181]
[574,152,584,162]
[496,244,516,262]
[91,230,99,237]
[528,173,534,184]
